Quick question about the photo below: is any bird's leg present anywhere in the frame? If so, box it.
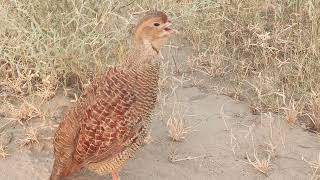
[111,171,120,180]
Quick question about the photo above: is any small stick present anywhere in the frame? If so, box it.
[171,155,207,163]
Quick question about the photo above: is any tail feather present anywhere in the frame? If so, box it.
[50,160,81,180]
[61,161,81,176]
[50,110,81,180]
[50,159,63,180]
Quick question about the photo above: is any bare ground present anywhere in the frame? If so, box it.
[0,80,319,180]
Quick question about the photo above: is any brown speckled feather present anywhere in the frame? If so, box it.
[50,10,172,180]
[50,63,159,179]
[75,69,136,159]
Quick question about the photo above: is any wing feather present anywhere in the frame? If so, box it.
[52,67,146,177]
[73,67,139,166]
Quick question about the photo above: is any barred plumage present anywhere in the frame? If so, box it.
[50,11,174,180]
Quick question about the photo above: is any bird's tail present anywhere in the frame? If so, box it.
[50,158,81,180]
[50,159,64,180]
[61,161,81,177]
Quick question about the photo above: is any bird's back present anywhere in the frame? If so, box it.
[50,63,160,180]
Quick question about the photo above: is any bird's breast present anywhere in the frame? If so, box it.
[129,65,159,116]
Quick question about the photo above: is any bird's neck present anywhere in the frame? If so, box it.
[124,40,159,67]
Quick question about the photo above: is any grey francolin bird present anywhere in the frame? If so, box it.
[50,11,174,180]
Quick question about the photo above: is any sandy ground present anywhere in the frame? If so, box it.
[0,84,319,180]
[0,47,319,180]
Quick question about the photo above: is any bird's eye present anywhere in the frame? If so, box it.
[153,23,160,27]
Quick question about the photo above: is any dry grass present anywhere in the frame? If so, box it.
[246,152,271,176]
[0,0,133,103]
[0,99,42,125]
[18,127,40,149]
[245,133,274,176]
[0,0,319,173]
[303,153,320,180]
[0,144,9,159]
[284,101,300,124]
[167,117,190,142]
[1,0,319,130]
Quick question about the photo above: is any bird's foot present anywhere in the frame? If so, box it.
[111,171,120,180]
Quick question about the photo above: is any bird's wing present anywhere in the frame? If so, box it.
[51,102,82,178]
[72,67,142,167]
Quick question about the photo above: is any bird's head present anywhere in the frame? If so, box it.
[133,11,174,54]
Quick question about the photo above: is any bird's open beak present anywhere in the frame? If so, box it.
[163,21,176,34]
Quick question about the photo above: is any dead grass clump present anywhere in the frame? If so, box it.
[305,97,320,132]
[18,127,40,149]
[282,95,302,124]
[246,152,271,176]
[2,100,42,124]
[16,102,42,123]
[284,103,299,124]
[162,92,192,142]
[303,153,320,180]
[0,144,9,159]
[167,117,190,142]
[245,138,275,176]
